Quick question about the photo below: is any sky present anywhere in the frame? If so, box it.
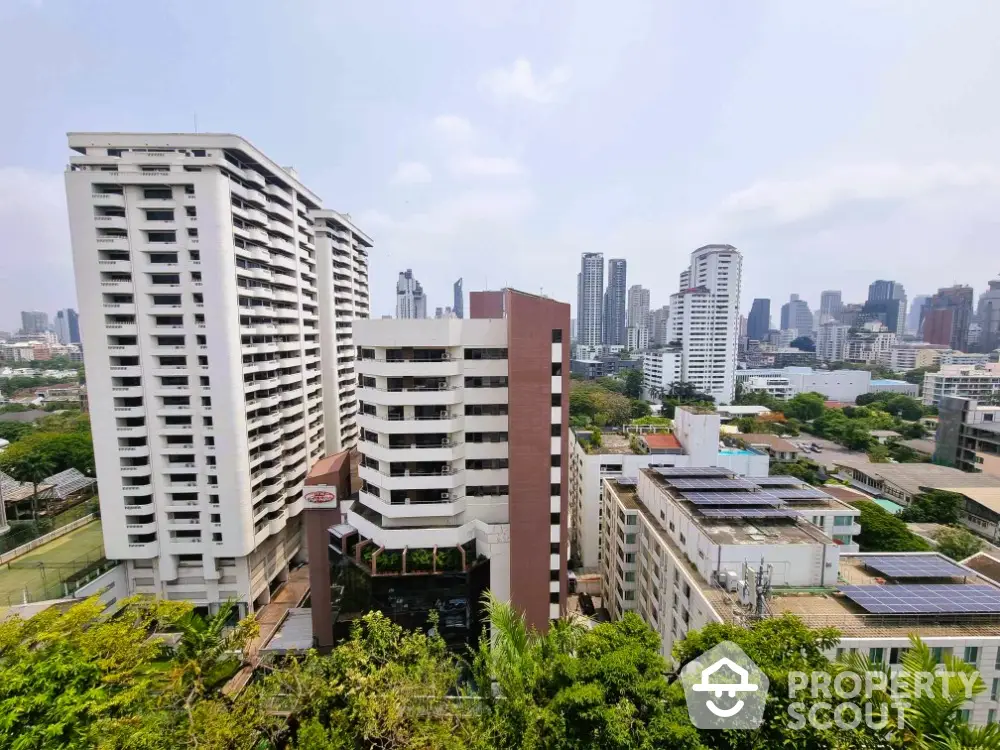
[2,0,1000,331]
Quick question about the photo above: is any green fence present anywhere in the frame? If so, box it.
[0,497,99,555]
[0,543,110,608]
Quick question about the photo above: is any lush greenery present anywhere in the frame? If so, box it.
[0,411,95,519]
[788,335,815,352]
[899,490,965,525]
[569,373,651,428]
[773,458,825,486]
[855,391,926,421]
[2,592,995,749]
[651,381,715,419]
[853,499,933,552]
[0,371,80,398]
[933,526,984,561]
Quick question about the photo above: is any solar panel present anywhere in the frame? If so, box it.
[667,478,758,490]
[683,492,787,507]
[765,488,830,500]
[839,584,1000,614]
[861,555,970,579]
[654,466,733,478]
[699,508,800,520]
[615,477,638,486]
[751,476,809,487]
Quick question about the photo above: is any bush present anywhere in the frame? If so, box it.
[854,500,932,552]
[934,526,983,561]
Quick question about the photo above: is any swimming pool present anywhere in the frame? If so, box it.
[718,448,757,456]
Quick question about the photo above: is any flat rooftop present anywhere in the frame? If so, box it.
[834,458,1000,496]
[633,470,841,546]
[765,554,1000,637]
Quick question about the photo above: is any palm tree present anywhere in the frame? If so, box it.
[838,636,1000,749]
[9,453,54,521]
[168,601,259,703]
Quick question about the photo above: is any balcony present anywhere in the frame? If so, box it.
[95,215,128,230]
[359,385,462,407]
[357,489,466,519]
[347,504,476,550]
[358,412,463,435]
[360,464,462,492]
[356,357,461,378]
[361,440,462,464]
[98,259,132,273]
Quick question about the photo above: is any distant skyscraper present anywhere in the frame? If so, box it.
[453,278,464,318]
[626,285,650,330]
[434,306,453,319]
[908,295,930,335]
[577,253,604,346]
[747,298,770,341]
[603,259,627,345]
[978,281,1000,353]
[819,290,842,320]
[668,245,742,403]
[396,269,427,319]
[863,279,906,335]
[780,294,813,333]
[54,309,71,344]
[923,285,975,351]
[649,305,670,347]
[20,311,48,335]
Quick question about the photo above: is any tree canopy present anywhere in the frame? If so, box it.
[934,526,984,561]
[853,500,933,552]
[899,490,964,525]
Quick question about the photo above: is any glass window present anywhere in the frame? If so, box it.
[965,646,980,666]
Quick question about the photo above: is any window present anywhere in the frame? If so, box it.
[550,513,560,525]
[990,709,997,725]
[465,404,508,416]
[992,678,1000,702]
[959,709,971,724]
[185,206,197,217]
[550,569,560,581]
[188,228,199,238]
[551,393,562,407]
[625,552,636,563]
[624,533,636,544]
[551,423,561,436]
[551,329,562,343]
[551,362,562,376]
[550,542,560,554]
[550,483,560,496]
[623,590,635,601]
[889,647,908,665]
[143,187,172,200]
[550,454,561,467]
[624,571,635,582]
[145,209,174,221]
[965,646,980,666]
[930,647,948,664]
[869,648,884,664]
[833,515,854,527]
[549,592,560,603]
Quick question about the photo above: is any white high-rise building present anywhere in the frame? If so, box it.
[314,211,372,454]
[65,132,367,614]
[667,245,742,403]
[816,322,850,361]
[577,253,604,346]
[396,269,426,319]
[627,285,650,330]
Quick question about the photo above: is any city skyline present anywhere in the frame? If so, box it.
[3,2,1000,327]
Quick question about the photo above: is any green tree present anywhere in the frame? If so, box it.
[841,422,873,451]
[899,490,964,524]
[839,635,1000,749]
[867,443,890,463]
[0,421,33,443]
[781,392,826,421]
[673,615,859,749]
[777,458,824,486]
[621,368,643,399]
[934,526,984,561]
[854,500,933,552]
[629,398,652,419]
[0,431,95,477]
[789,335,815,352]
[904,365,939,385]
[4,451,54,520]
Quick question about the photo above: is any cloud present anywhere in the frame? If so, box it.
[388,161,432,185]
[720,162,1000,227]
[479,58,570,104]
[431,115,476,144]
[451,155,525,178]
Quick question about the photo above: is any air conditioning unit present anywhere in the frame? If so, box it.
[726,571,740,592]
[738,580,752,606]
[440,491,451,500]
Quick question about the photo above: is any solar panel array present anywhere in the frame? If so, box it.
[667,478,758,490]
[700,508,801,520]
[766,488,831,500]
[839,584,1000,614]
[684,492,787,507]
[655,467,733,478]
[861,555,969,579]
[751,476,808,487]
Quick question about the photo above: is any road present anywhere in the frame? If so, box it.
[790,435,870,473]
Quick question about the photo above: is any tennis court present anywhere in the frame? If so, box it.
[0,520,105,606]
